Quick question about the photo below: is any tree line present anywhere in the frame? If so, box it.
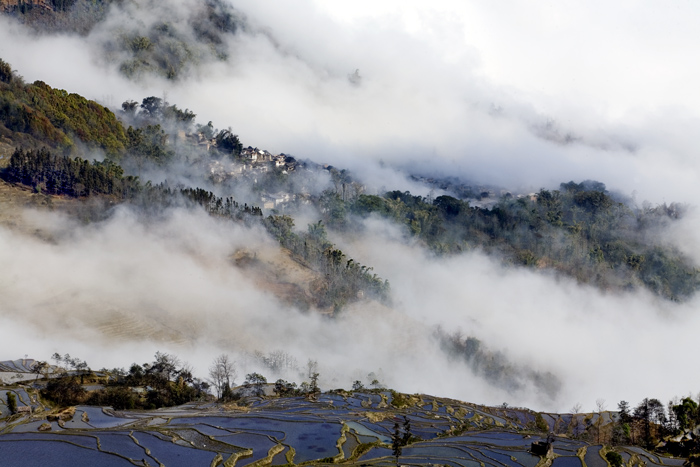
[264,215,391,309]
[585,397,700,456]
[343,182,698,301]
[437,328,561,402]
[5,147,141,198]
[41,352,208,410]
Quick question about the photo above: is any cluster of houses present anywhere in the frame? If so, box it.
[240,147,296,169]
[207,147,298,182]
[203,145,309,210]
[182,129,299,173]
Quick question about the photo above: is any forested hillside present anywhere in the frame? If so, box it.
[343,184,696,301]
[0,55,697,306]
[0,59,127,155]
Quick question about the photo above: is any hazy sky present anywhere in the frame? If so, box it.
[1,0,700,412]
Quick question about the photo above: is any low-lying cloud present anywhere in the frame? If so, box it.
[0,206,519,406]
[3,202,700,412]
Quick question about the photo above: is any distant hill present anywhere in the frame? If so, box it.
[1,0,245,79]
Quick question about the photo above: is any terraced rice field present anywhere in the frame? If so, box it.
[0,387,676,466]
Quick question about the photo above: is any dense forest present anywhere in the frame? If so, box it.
[336,184,697,301]
[0,67,126,155]
[264,215,391,308]
[436,328,561,402]
[5,147,140,198]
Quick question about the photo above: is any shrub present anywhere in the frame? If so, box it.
[606,451,623,467]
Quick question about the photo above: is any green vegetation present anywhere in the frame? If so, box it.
[215,128,243,157]
[3,0,241,79]
[244,372,267,397]
[42,352,208,410]
[571,396,700,455]
[389,390,412,409]
[672,397,698,431]
[124,124,173,165]
[0,58,12,84]
[346,183,698,301]
[6,392,17,414]
[264,216,391,307]
[534,412,548,432]
[178,186,263,218]
[0,76,127,155]
[437,330,561,401]
[50,0,78,12]
[6,147,140,197]
[113,0,242,80]
[606,451,623,467]
[1,142,387,309]
[273,379,298,397]
[0,60,197,165]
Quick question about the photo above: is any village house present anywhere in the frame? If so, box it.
[196,132,212,151]
[241,147,274,163]
[261,192,294,209]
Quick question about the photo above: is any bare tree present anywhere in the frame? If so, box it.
[209,354,236,400]
[262,350,298,374]
[570,403,584,438]
[595,398,607,443]
[32,361,49,381]
[306,359,318,379]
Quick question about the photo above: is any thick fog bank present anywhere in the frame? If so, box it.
[1,206,699,412]
[0,206,518,406]
[335,217,700,411]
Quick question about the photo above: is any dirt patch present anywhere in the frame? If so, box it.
[82,308,194,345]
[0,178,61,236]
[231,247,328,312]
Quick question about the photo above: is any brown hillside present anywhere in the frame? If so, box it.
[0,0,52,11]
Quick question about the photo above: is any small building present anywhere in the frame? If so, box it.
[273,156,286,168]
